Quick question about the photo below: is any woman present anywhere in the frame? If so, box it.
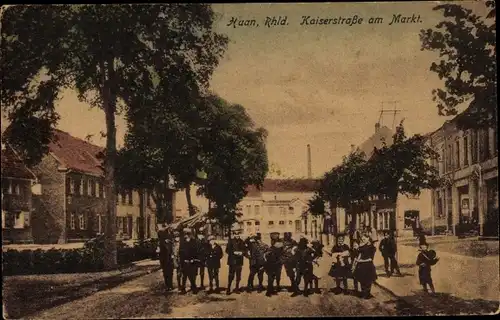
[328,234,351,294]
[352,233,377,299]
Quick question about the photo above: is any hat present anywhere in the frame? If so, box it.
[208,235,215,241]
[183,228,192,233]
[198,227,205,232]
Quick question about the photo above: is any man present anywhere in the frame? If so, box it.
[172,230,183,290]
[379,231,401,277]
[264,240,284,297]
[293,237,315,297]
[245,234,265,292]
[282,232,298,292]
[206,235,223,293]
[195,227,210,290]
[179,228,198,294]
[226,227,246,295]
[157,224,174,291]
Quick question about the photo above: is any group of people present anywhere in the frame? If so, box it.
[157,223,439,299]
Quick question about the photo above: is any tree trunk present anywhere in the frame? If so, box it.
[102,77,118,270]
[185,185,195,216]
[138,189,145,241]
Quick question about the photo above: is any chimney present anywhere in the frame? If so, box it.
[375,122,381,133]
[307,144,312,179]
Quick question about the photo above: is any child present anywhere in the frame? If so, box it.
[206,236,223,293]
[416,240,439,294]
[328,234,351,294]
[350,240,360,294]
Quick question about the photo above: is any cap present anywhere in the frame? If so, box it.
[198,227,204,232]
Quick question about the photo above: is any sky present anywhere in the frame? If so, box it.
[1,1,489,178]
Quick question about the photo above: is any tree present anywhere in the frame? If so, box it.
[367,121,442,203]
[420,1,496,130]
[1,4,227,269]
[197,95,269,231]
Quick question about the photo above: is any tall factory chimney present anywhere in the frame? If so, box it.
[307,144,312,179]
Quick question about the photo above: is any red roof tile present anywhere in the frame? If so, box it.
[246,179,320,195]
[48,129,104,175]
[1,143,37,180]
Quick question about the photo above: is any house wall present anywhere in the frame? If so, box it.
[429,121,498,236]
[1,178,33,244]
[31,155,67,244]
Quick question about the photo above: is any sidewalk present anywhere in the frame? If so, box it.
[373,244,499,315]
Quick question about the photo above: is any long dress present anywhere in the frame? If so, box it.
[353,243,377,284]
[328,244,351,278]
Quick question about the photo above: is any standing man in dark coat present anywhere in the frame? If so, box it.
[264,240,284,297]
[157,224,174,291]
[293,237,316,297]
[179,228,198,294]
[195,227,210,290]
[206,235,223,293]
[226,227,246,295]
[379,231,402,277]
[282,232,298,292]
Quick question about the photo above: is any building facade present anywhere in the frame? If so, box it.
[428,119,498,237]
[30,129,160,243]
[1,143,39,244]
[340,123,433,238]
[237,179,322,238]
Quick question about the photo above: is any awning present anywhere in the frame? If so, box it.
[170,212,208,231]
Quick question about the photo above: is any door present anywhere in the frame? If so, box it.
[127,215,133,238]
[146,215,151,238]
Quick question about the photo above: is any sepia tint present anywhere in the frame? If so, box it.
[1,2,498,318]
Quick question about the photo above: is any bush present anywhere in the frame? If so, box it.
[2,238,156,276]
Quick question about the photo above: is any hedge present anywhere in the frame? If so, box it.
[2,237,159,276]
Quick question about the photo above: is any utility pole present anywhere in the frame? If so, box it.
[378,101,405,130]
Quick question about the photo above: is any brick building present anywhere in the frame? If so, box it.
[31,129,159,244]
[428,116,498,237]
[1,142,39,244]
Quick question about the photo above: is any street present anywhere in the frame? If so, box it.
[29,251,414,319]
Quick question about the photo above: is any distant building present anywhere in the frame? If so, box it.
[340,123,433,238]
[28,129,163,243]
[238,179,322,238]
[428,116,498,237]
[1,142,38,244]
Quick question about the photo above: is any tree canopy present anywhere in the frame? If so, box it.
[419,1,496,130]
[1,4,228,268]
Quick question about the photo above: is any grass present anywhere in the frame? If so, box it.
[405,240,499,258]
[2,263,161,319]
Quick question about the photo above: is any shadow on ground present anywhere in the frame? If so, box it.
[3,265,160,319]
[396,291,499,315]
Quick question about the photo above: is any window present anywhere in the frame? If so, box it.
[70,214,76,230]
[472,130,478,164]
[288,207,294,215]
[246,205,252,216]
[78,179,83,196]
[14,211,25,229]
[255,205,260,215]
[98,214,102,234]
[122,217,128,235]
[448,145,453,171]
[455,140,460,169]
[404,210,420,230]
[79,213,86,230]
[3,179,12,194]
[288,220,293,225]
[279,220,285,225]
[255,221,260,226]
[483,128,491,160]
[295,220,301,233]
[464,136,469,166]
[96,181,101,197]
[128,191,133,205]
[247,221,252,226]
[68,177,74,194]
[268,221,274,225]
[279,207,286,216]
[121,192,126,205]
[14,183,20,195]
[102,185,106,198]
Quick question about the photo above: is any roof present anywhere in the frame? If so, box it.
[357,125,394,160]
[246,179,320,196]
[1,143,37,180]
[48,129,104,175]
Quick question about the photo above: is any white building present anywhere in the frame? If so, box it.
[237,179,322,238]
